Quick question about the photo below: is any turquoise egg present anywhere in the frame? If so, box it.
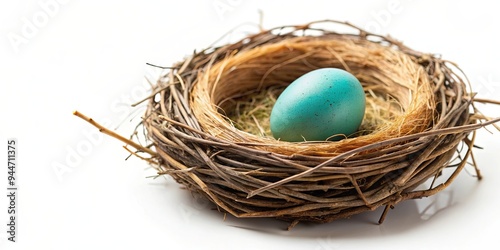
[270,68,366,142]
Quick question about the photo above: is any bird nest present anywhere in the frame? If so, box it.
[138,20,499,227]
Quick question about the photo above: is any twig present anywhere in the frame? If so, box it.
[145,62,179,69]
[73,110,157,156]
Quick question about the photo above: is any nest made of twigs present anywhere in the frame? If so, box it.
[143,20,500,227]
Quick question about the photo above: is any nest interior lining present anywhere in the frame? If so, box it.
[142,20,499,226]
[191,36,435,155]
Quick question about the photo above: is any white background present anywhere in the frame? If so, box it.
[1,0,500,249]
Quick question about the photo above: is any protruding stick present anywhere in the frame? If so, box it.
[73,110,157,156]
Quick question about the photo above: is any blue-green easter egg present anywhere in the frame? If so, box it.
[270,68,366,142]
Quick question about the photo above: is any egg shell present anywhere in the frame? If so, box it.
[270,68,366,142]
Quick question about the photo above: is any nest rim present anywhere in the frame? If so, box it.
[189,31,436,156]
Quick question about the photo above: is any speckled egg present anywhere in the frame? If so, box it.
[270,68,366,142]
